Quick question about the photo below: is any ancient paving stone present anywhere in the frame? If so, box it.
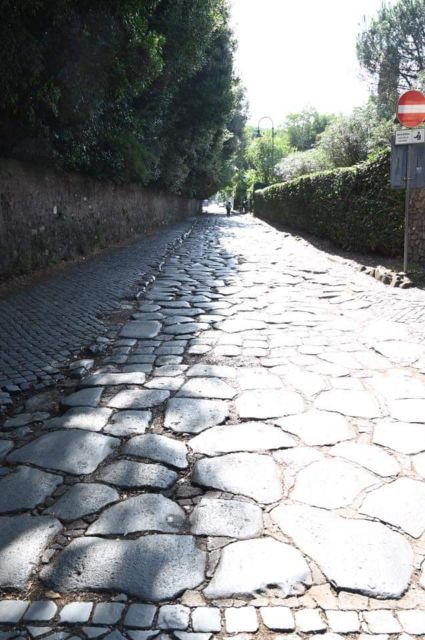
[373,420,425,454]
[398,610,425,634]
[177,378,236,400]
[59,602,93,624]
[8,430,118,475]
[192,452,283,503]
[315,390,382,418]
[260,607,295,631]
[124,604,157,629]
[291,458,378,509]
[360,477,425,537]
[158,605,190,629]
[104,410,152,436]
[413,453,425,478]
[191,608,221,632]
[204,537,311,599]
[364,610,402,633]
[388,399,425,423]
[120,321,161,339]
[0,466,63,513]
[237,369,283,390]
[0,515,62,589]
[97,460,177,489]
[225,607,258,633]
[189,421,296,455]
[92,603,126,625]
[217,319,267,333]
[44,483,119,522]
[273,445,325,469]
[41,535,207,601]
[62,387,104,408]
[124,434,188,469]
[81,372,146,387]
[87,494,186,535]
[0,440,13,459]
[45,408,113,432]
[108,389,169,410]
[165,398,229,434]
[235,390,304,419]
[189,497,263,538]
[174,633,212,640]
[164,322,208,335]
[145,377,185,391]
[326,610,359,633]
[329,442,400,477]
[23,601,57,622]
[187,365,236,378]
[153,365,188,377]
[276,410,354,446]
[0,601,29,624]
[372,340,424,365]
[368,374,425,400]
[271,503,413,598]
[295,609,326,633]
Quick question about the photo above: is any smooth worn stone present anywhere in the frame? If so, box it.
[83,627,112,639]
[217,319,267,333]
[46,408,113,432]
[62,387,104,408]
[291,458,378,509]
[0,466,63,513]
[120,321,161,339]
[286,370,328,396]
[372,340,423,364]
[413,452,425,478]
[0,515,62,589]
[276,410,355,446]
[24,601,57,622]
[81,372,146,387]
[260,607,295,631]
[271,503,413,598]
[8,430,118,475]
[193,452,283,503]
[124,604,157,629]
[373,420,425,454]
[41,535,207,601]
[145,377,184,392]
[104,410,152,436]
[158,605,190,630]
[388,399,425,423]
[315,390,382,418]
[153,365,188,377]
[237,369,282,390]
[190,497,263,538]
[164,322,208,335]
[165,398,229,434]
[235,390,304,419]
[174,633,212,640]
[97,460,177,489]
[204,537,311,599]
[177,378,236,400]
[59,602,93,624]
[364,609,401,633]
[189,422,296,456]
[87,493,186,535]
[124,434,188,469]
[398,610,425,635]
[44,483,119,522]
[108,389,169,410]
[0,600,29,623]
[360,477,425,538]
[92,603,126,625]
[187,365,236,378]
[225,607,258,633]
[326,610,360,633]
[295,609,327,633]
[368,373,425,400]
[330,442,400,477]
[0,440,13,459]
[126,631,160,640]
[191,608,221,632]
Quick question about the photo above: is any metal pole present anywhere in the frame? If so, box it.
[403,143,413,273]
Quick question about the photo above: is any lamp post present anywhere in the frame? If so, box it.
[255,116,275,184]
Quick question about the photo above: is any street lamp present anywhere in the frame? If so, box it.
[255,116,275,184]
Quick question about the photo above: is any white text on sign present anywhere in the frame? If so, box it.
[395,129,425,145]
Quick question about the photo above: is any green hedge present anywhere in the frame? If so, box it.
[253,150,404,256]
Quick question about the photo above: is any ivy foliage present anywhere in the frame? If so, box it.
[254,151,404,257]
[0,0,244,197]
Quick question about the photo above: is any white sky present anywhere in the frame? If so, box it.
[230,0,394,126]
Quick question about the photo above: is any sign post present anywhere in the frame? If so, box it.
[395,90,425,273]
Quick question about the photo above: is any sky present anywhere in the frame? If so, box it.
[230,0,394,126]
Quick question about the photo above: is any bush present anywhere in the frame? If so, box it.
[253,150,404,256]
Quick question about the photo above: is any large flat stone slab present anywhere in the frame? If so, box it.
[104,410,151,436]
[120,321,161,339]
[330,442,400,477]
[163,323,208,335]
[46,408,113,432]
[187,365,236,378]
[97,460,177,489]
[124,434,188,469]
[8,430,118,475]
[235,390,304,419]
[388,399,425,423]
[315,390,382,418]
[291,458,378,509]
[87,494,186,535]
[276,410,354,446]
[217,319,267,333]
[0,515,62,590]
[204,537,311,599]
[192,453,283,504]
[189,422,296,456]
[62,387,104,408]
[108,389,169,410]
[271,503,413,599]
[165,399,229,434]
[190,498,263,539]
[81,373,146,387]
[44,483,119,522]
[360,477,425,538]
[41,534,206,601]
[177,378,236,400]
[0,466,63,513]
[373,420,425,454]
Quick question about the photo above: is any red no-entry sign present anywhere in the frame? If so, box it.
[397,90,425,127]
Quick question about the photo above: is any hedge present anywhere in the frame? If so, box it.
[253,150,404,256]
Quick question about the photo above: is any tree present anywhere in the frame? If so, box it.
[284,107,334,151]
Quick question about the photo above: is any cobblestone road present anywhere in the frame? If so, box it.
[2,213,425,639]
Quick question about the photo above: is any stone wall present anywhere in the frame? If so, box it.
[0,159,197,277]
[409,189,425,264]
